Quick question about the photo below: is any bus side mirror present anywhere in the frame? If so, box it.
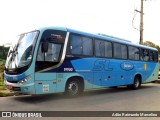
[41,41,48,53]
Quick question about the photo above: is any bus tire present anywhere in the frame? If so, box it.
[128,76,141,90]
[65,78,83,97]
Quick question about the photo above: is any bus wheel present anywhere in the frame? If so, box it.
[128,76,141,90]
[65,78,83,97]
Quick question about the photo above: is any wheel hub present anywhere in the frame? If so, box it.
[68,82,78,95]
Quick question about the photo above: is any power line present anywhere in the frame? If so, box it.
[132,6,139,31]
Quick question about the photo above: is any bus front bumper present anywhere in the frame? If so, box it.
[4,80,35,94]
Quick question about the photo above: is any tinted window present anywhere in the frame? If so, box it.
[104,41,112,57]
[82,37,93,56]
[95,40,112,58]
[143,49,149,61]
[129,46,139,60]
[134,47,140,60]
[140,49,144,61]
[121,45,127,59]
[150,51,155,61]
[114,43,121,58]
[95,40,105,57]
[140,49,149,61]
[154,51,158,62]
[70,35,82,55]
[70,35,93,56]
[113,43,127,59]
[150,51,159,62]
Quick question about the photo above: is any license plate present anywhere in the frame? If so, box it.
[7,85,13,90]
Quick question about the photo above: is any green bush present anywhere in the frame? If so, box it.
[0,63,5,90]
[0,64,4,80]
[0,64,4,72]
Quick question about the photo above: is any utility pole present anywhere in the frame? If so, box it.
[135,0,144,45]
[139,0,144,45]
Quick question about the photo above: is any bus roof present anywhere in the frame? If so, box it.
[38,26,158,51]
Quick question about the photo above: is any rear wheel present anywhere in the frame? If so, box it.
[65,78,83,97]
[127,76,141,90]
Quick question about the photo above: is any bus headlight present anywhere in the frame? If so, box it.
[18,75,31,84]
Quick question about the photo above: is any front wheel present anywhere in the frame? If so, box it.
[65,78,83,97]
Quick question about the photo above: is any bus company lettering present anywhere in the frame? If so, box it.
[124,63,132,68]
[93,59,113,71]
[120,62,134,71]
[64,68,73,71]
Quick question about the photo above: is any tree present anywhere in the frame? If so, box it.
[0,46,9,59]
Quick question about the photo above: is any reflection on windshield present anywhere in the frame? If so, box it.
[6,31,39,69]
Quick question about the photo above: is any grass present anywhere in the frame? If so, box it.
[0,59,18,97]
[0,78,11,97]
[0,61,5,89]
[0,90,15,97]
[0,79,15,97]
[0,79,5,90]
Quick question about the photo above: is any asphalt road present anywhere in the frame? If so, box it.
[1,83,160,120]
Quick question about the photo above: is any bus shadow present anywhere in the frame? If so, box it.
[82,84,156,97]
[13,93,65,104]
[13,84,156,103]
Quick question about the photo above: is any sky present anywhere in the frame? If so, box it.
[0,0,160,46]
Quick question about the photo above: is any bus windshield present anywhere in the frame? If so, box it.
[5,31,39,69]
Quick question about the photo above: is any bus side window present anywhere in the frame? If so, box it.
[121,44,127,59]
[140,49,144,61]
[128,46,135,60]
[154,51,158,62]
[113,43,121,59]
[82,37,93,56]
[70,35,82,55]
[134,47,140,60]
[95,40,105,57]
[95,40,112,58]
[128,46,139,60]
[104,41,112,58]
[144,50,149,61]
[70,35,93,56]
[149,51,154,62]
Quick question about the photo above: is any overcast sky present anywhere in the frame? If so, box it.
[0,0,160,46]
